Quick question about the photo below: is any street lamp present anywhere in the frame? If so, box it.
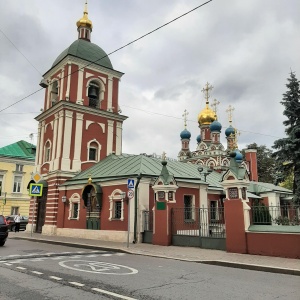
[198,167,213,182]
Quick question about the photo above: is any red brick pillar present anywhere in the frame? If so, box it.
[152,201,172,246]
[224,199,248,254]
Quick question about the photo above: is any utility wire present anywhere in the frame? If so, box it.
[0,28,42,76]
[0,0,212,113]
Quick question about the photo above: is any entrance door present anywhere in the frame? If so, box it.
[36,187,47,233]
[86,188,100,230]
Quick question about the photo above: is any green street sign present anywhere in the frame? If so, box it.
[29,183,43,196]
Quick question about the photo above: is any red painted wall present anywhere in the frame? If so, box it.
[246,232,300,259]
[224,200,247,254]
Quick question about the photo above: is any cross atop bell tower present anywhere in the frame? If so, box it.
[201,82,213,105]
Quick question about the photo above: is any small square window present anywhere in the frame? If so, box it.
[16,164,23,172]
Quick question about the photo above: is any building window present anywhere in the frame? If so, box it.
[109,190,126,221]
[13,176,22,193]
[44,141,51,162]
[228,188,238,199]
[68,193,80,220]
[88,141,99,161]
[184,195,194,221]
[51,80,59,106]
[210,200,218,220]
[16,164,23,172]
[11,206,19,215]
[114,201,122,219]
[0,175,3,193]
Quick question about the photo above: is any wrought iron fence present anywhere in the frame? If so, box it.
[143,210,153,231]
[171,207,226,238]
[250,205,300,226]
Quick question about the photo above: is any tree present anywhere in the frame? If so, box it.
[272,72,300,203]
[242,143,275,183]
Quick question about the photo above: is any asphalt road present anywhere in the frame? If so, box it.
[0,239,298,300]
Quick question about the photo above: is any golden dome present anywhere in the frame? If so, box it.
[198,104,216,125]
[76,2,93,29]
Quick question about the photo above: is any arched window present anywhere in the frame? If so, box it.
[88,81,100,109]
[44,141,51,162]
[88,141,98,161]
[51,81,59,106]
[109,190,126,221]
[68,193,81,220]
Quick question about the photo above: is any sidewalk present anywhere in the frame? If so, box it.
[9,232,300,276]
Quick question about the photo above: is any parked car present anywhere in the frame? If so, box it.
[0,215,8,246]
[5,215,28,231]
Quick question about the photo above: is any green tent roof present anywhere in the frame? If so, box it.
[52,39,113,70]
[0,140,36,160]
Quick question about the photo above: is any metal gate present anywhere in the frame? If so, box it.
[171,207,226,250]
[142,210,153,243]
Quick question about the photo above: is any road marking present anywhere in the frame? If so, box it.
[16,266,26,270]
[69,281,85,287]
[32,271,43,275]
[49,276,63,281]
[59,260,138,275]
[4,263,12,266]
[92,288,137,300]
[86,254,98,257]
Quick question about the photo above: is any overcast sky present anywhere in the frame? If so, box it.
[0,0,299,159]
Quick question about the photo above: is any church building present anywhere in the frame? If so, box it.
[28,3,293,246]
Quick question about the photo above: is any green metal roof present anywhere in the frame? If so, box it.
[63,153,212,186]
[52,39,113,69]
[248,181,292,195]
[0,140,36,160]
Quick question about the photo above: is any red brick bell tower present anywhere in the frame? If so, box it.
[31,2,127,234]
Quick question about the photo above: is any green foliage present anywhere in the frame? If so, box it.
[272,72,300,203]
[242,143,275,183]
[252,201,272,225]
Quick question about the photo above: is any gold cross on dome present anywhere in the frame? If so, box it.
[211,99,220,117]
[182,109,189,129]
[162,151,167,161]
[226,105,235,124]
[201,82,213,103]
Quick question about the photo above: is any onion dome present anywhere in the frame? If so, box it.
[225,125,235,137]
[198,105,216,125]
[180,129,191,139]
[76,3,93,29]
[235,150,243,163]
[210,120,222,132]
[196,134,201,143]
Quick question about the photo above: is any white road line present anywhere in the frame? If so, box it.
[102,254,112,256]
[32,271,43,275]
[92,288,137,300]
[49,276,63,281]
[69,282,85,287]
[51,256,65,260]
[16,267,27,270]
[116,253,125,256]
[86,254,98,257]
[69,255,82,258]
[4,263,12,266]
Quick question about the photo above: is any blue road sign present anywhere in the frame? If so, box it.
[127,179,135,189]
[29,183,43,196]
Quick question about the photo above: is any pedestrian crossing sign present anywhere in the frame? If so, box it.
[127,179,135,189]
[29,183,43,196]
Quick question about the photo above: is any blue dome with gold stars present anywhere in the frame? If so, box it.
[210,120,222,132]
[196,134,201,143]
[225,125,235,137]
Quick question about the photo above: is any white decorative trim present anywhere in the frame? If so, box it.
[108,189,126,221]
[68,193,81,220]
[107,120,114,155]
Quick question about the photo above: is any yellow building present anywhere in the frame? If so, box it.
[0,140,36,217]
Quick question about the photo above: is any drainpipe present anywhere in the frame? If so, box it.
[133,173,142,243]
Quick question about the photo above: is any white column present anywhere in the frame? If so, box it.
[50,113,59,171]
[76,67,84,103]
[59,68,64,100]
[61,110,73,171]
[116,122,122,155]
[54,111,64,170]
[38,121,45,167]
[65,63,71,101]
[35,123,42,170]
[107,120,114,155]
[73,113,84,171]
[107,75,113,111]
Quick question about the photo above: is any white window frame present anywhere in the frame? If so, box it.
[44,140,51,162]
[68,193,81,220]
[87,139,101,162]
[109,189,126,221]
[16,164,23,172]
[13,175,22,193]
[210,200,219,220]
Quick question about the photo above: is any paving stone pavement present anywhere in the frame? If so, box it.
[8,231,300,276]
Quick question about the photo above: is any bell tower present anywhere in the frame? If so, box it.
[33,2,127,234]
